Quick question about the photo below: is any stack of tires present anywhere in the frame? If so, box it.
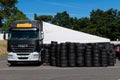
[100,45,109,67]
[59,43,68,67]
[92,44,101,67]
[42,41,116,67]
[42,44,50,65]
[84,44,93,67]
[49,41,58,66]
[56,44,61,67]
[107,43,116,66]
[98,43,115,67]
[75,43,85,67]
[67,43,76,67]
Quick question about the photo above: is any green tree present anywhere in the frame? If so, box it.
[88,9,120,40]
[34,13,37,20]
[89,8,120,40]
[69,17,79,30]
[52,11,71,28]
[0,0,18,21]
[3,10,28,30]
[0,0,28,31]
[34,13,53,22]
[89,9,106,36]
[78,17,90,32]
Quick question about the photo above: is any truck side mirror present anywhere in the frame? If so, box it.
[41,31,44,40]
[39,31,44,40]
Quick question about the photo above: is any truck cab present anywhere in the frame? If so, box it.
[7,20,43,65]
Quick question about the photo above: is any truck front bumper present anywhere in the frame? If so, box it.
[8,52,41,62]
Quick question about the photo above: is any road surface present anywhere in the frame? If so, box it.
[0,57,120,80]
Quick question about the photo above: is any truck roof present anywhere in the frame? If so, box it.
[10,20,42,30]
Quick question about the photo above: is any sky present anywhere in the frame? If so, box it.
[17,0,120,20]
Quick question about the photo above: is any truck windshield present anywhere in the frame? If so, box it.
[9,31,39,40]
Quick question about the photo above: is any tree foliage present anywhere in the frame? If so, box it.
[35,9,120,40]
[52,11,71,28]
[88,8,120,40]
[0,0,28,31]
[34,13,53,22]
[3,10,28,30]
[0,0,18,22]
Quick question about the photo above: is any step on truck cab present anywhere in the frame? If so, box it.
[7,20,44,65]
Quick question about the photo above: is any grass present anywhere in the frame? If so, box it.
[0,40,7,58]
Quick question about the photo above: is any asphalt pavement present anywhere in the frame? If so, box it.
[0,57,120,80]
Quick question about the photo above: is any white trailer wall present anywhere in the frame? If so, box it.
[43,22,110,44]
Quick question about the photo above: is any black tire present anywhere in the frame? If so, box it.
[60,63,68,67]
[9,62,17,66]
[44,49,50,64]
[60,58,68,67]
[85,60,92,67]
[76,57,84,67]
[93,63,100,67]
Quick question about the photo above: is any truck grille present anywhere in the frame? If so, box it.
[17,53,29,60]
[12,45,35,52]
[18,57,28,59]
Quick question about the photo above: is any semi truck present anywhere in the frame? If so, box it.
[6,20,44,65]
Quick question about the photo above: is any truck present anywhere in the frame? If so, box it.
[6,20,44,65]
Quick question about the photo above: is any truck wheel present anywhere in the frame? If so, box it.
[9,62,17,66]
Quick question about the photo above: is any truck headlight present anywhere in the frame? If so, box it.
[8,54,13,59]
[33,54,39,59]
